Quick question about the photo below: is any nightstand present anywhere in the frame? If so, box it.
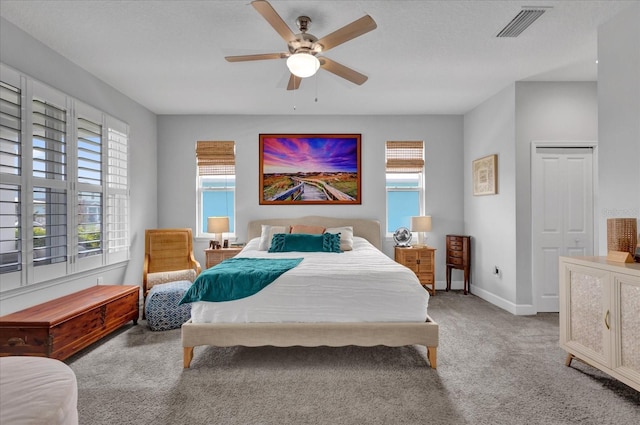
[205,247,242,269]
[394,246,436,295]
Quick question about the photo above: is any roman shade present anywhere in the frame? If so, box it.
[196,141,235,176]
[385,141,424,173]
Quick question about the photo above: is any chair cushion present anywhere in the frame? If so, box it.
[146,269,197,292]
[145,280,193,331]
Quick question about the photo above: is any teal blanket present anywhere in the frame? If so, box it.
[179,257,303,303]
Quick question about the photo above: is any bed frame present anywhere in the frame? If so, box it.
[182,216,439,369]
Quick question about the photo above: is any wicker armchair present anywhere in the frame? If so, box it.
[143,228,201,315]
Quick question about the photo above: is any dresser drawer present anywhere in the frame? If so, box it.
[448,257,464,266]
[205,248,243,268]
[448,250,464,258]
[448,239,463,248]
[417,273,434,284]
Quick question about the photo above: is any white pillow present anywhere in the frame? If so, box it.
[258,225,290,251]
[324,226,354,251]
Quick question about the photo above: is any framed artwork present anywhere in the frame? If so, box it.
[259,134,361,205]
[472,154,498,196]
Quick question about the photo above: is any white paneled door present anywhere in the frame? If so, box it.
[532,145,595,312]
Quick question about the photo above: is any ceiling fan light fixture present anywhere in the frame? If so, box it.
[286,52,320,78]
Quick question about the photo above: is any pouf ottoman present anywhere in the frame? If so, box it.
[0,356,78,425]
[145,280,192,331]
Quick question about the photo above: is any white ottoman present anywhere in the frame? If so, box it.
[0,356,78,425]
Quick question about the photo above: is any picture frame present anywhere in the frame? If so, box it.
[472,154,498,196]
[259,134,361,205]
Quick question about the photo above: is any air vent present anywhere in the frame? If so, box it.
[496,7,549,38]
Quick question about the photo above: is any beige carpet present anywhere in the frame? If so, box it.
[66,291,639,425]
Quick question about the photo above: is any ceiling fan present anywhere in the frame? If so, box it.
[225,0,377,90]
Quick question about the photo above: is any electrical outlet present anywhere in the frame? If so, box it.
[97,276,103,285]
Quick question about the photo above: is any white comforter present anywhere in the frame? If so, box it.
[190,236,429,323]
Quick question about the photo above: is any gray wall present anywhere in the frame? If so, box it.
[0,18,158,314]
[463,84,519,310]
[464,82,598,313]
[157,114,465,283]
[597,2,640,252]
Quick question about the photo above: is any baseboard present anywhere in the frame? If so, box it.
[470,286,536,316]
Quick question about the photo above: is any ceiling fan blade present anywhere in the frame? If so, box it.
[316,15,377,52]
[225,53,287,62]
[319,57,368,85]
[287,74,302,91]
[251,0,296,43]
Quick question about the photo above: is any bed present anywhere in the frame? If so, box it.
[181,216,439,368]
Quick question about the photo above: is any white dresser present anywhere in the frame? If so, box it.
[559,256,640,391]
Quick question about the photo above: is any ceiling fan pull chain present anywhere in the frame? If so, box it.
[293,76,297,110]
[315,73,319,103]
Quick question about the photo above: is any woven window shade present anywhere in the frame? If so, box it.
[386,141,424,173]
[196,141,235,175]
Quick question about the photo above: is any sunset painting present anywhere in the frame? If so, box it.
[259,134,361,205]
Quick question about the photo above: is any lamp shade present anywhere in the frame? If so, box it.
[411,216,432,232]
[207,216,229,234]
[286,53,320,78]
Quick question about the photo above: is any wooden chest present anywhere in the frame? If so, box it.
[0,285,139,361]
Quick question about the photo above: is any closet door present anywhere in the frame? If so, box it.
[532,146,594,312]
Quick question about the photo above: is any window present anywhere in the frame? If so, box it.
[0,64,129,291]
[196,141,235,237]
[385,141,425,234]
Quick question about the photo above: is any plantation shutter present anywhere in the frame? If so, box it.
[32,94,68,268]
[77,117,102,185]
[76,114,103,259]
[0,81,21,176]
[196,141,235,176]
[385,141,424,173]
[32,99,67,181]
[0,80,22,275]
[106,119,129,262]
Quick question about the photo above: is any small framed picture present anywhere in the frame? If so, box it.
[472,154,498,196]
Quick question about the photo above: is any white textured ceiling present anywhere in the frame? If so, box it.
[0,0,636,115]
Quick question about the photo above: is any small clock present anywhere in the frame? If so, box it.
[393,227,412,247]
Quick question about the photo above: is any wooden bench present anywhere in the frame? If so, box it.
[0,285,139,361]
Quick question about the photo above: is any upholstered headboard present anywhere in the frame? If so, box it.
[247,216,382,250]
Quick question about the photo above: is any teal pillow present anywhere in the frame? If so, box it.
[268,233,341,253]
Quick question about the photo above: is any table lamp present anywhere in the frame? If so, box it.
[207,216,229,249]
[411,216,432,247]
